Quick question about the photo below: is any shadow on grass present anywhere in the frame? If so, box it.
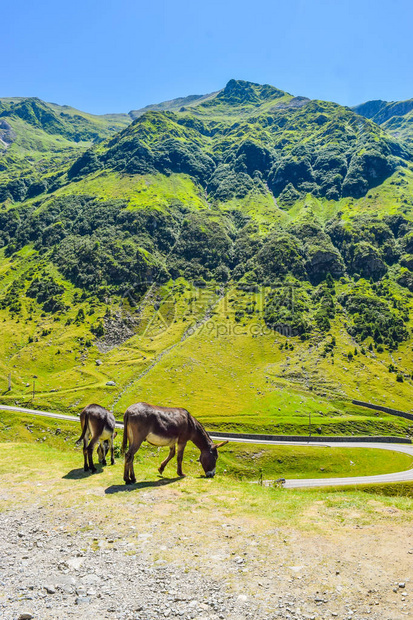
[105,476,181,494]
[63,467,104,479]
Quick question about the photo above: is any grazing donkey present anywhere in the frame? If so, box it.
[122,402,228,484]
[76,404,117,472]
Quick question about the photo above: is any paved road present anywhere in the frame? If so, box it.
[1,404,413,489]
[0,403,125,428]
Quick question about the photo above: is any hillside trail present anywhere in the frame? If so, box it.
[0,456,412,620]
[111,285,226,411]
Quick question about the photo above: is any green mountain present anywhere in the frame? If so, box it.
[0,80,413,436]
[353,98,413,146]
[0,96,131,185]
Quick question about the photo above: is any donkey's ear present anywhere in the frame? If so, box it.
[113,431,118,439]
[214,440,229,449]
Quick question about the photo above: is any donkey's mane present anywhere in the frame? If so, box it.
[191,415,213,448]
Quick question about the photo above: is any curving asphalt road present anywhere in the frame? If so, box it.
[1,404,413,489]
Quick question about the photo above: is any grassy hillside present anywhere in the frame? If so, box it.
[0,269,412,436]
[0,80,413,436]
[0,96,131,185]
[353,97,413,147]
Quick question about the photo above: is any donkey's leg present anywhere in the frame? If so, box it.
[97,442,105,465]
[158,445,176,475]
[87,436,99,473]
[176,441,187,477]
[83,430,91,471]
[100,441,108,466]
[124,439,143,484]
[109,434,115,465]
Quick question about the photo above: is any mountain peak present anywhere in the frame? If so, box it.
[215,79,287,105]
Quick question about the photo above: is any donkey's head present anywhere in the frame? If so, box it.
[97,441,107,464]
[97,432,117,463]
[199,441,228,478]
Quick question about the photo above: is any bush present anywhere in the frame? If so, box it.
[91,321,104,337]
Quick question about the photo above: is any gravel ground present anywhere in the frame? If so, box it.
[1,503,411,620]
[0,506,262,620]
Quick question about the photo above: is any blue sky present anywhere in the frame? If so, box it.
[2,0,412,114]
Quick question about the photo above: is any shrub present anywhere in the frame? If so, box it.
[91,321,104,337]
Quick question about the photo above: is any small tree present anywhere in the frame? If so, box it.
[92,321,104,338]
[75,308,85,323]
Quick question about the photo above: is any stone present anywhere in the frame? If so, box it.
[106,381,116,386]
[67,557,84,570]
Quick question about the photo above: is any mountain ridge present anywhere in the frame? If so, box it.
[2,79,412,133]
[353,97,413,146]
[64,80,411,206]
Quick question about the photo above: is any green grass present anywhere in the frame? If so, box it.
[1,420,413,534]
[321,480,413,498]
[219,443,413,480]
[54,170,208,211]
[1,411,412,482]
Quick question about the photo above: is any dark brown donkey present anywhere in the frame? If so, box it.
[122,402,228,484]
[76,404,117,472]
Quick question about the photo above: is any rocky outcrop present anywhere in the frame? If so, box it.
[351,242,387,280]
[400,254,413,271]
[305,248,345,283]
[0,119,16,147]
[397,269,413,292]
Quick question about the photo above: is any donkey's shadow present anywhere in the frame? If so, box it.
[105,476,181,494]
[63,467,104,479]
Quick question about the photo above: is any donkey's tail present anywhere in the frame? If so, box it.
[75,410,88,446]
[121,411,129,455]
